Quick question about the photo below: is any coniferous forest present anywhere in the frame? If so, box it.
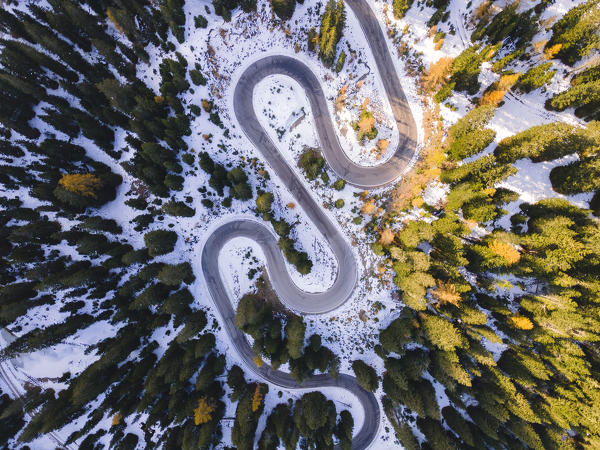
[0,0,599,449]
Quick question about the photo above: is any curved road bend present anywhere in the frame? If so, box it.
[203,1,418,448]
[202,223,378,450]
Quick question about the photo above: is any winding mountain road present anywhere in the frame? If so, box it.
[202,1,418,448]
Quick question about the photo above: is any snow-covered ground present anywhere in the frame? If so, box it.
[2,0,418,446]
[2,0,596,447]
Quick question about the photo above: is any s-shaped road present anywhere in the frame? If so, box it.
[201,1,418,448]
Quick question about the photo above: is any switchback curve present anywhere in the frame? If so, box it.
[201,1,418,448]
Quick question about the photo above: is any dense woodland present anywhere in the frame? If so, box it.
[0,0,333,448]
[0,0,598,448]
[371,0,600,448]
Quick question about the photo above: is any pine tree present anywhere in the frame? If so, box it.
[294,391,337,447]
[96,78,136,114]
[545,0,600,65]
[285,315,306,360]
[271,0,296,21]
[232,384,266,450]
[160,0,186,43]
[494,121,600,163]
[352,360,379,392]
[157,262,195,286]
[514,62,556,93]
[335,410,354,450]
[420,313,465,351]
[144,230,178,256]
[299,148,325,180]
[393,0,414,19]
[227,365,247,402]
[550,155,600,194]
[107,8,137,40]
[417,417,457,449]
[161,288,193,318]
[442,406,478,447]
[440,45,485,96]
[318,0,346,68]
[173,312,208,343]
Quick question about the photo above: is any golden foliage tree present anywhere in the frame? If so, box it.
[361,97,370,110]
[361,199,376,215]
[423,57,453,93]
[480,89,506,106]
[481,73,520,105]
[389,103,444,212]
[470,0,492,27]
[253,355,264,367]
[59,173,102,198]
[432,282,462,307]
[354,97,378,142]
[543,43,562,60]
[377,139,389,152]
[497,73,520,90]
[375,139,390,159]
[111,412,122,426]
[488,239,521,265]
[335,85,348,111]
[251,384,264,412]
[379,228,395,245]
[194,397,215,425]
[509,314,534,330]
[201,99,213,112]
[357,111,375,135]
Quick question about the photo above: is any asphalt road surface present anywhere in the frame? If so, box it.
[202,1,418,448]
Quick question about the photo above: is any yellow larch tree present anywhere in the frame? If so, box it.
[532,39,548,55]
[432,282,462,307]
[488,239,521,265]
[251,384,264,412]
[481,73,520,106]
[375,139,390,159]
[422,56,453,92]
[194,397,215,425]
[544,43,562,60]
[357,111,375,135]
[509,314,534,330]
[335,85,348,111]
[253,355,264,367]
[497,73,520,91]
[361,199,376,215]
[480,89,507,106]
[59,173,102,198]
[470,0,492,27]
[379,228,395,246]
